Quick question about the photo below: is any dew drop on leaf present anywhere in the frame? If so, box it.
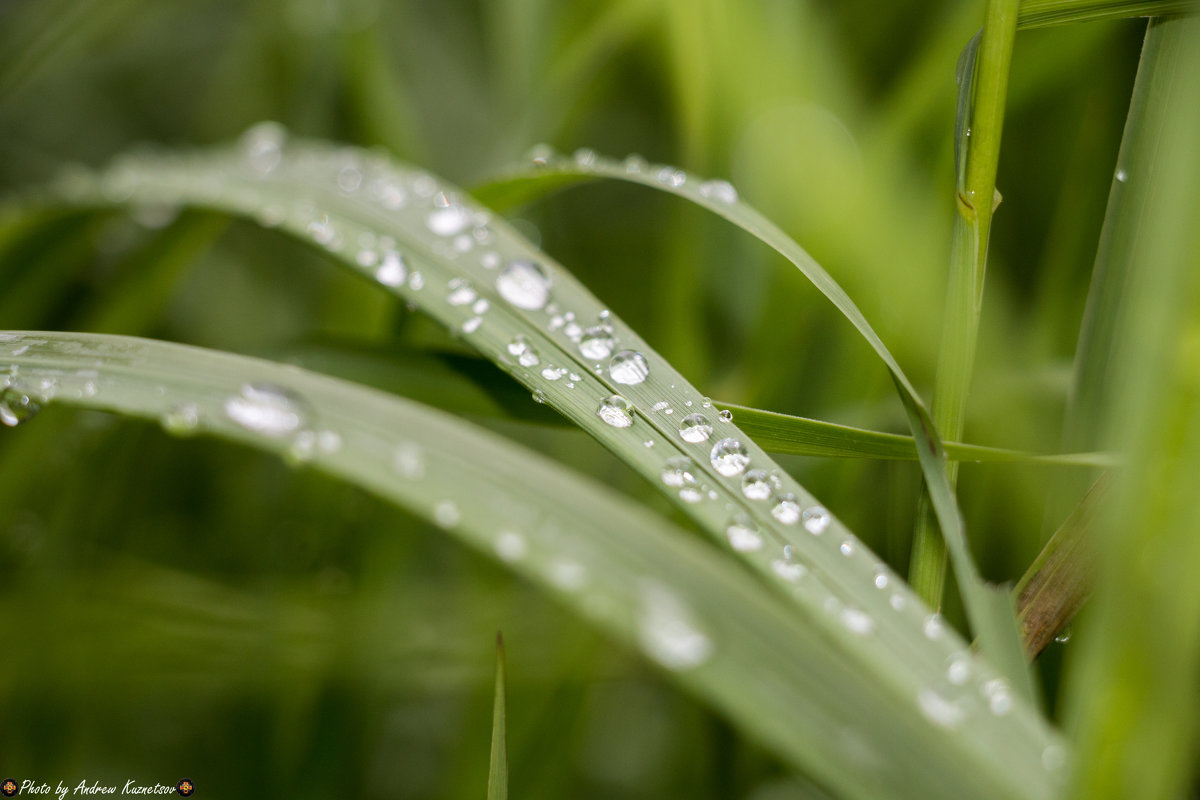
[224,383,308,437]
[608,350,650,385]
[579,326,615,360]
[638,582,714,671]
[741,470,772,500]
[698,179,738,204]
[771,494,801,525]
[596,395,635,428]
[678,413,713,443]
[496,260,552,310]
[375,250,407,287]
[0,383,40,427]
[709,437,749,477]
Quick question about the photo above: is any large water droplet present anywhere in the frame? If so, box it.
[725,518,763,552]
[740,470,772,500]
[0,384,40,427]
[803,506,831,535]
[496,260,551,310]
[427,198,471,236]
[375,250,407,287]
[699,179,738,204]
[771,494,801,524]
[597,395,634,428]
[678,413,713,443]
[608,350,650,385]
[638,582,714,670]
[579,326,615,360]
[224,383,307,436]
[709,438,749,477]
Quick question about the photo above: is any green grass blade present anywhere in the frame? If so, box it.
[488,633,508,800]
[1015,474,1109,658]
[1060,16,1200,800]
[1016,0,1192,29]
[11,132,1046,725]
[474,147,1032,697]
[0,331,1065,800]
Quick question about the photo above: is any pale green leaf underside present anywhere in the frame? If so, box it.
[0,331,1064,800]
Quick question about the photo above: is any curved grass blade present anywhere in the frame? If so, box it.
[474,147,1032,698]
[488,633,508,800]
[0,331,1065,800]
[8,132,1041,727]
[1016,0,1192,29]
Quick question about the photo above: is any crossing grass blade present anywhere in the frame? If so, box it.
[0,330,1065,800]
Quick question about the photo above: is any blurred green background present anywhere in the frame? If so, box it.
[0,1,1146,797]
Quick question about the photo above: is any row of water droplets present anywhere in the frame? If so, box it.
[509,145,1061,746]
[55,130,1055,754]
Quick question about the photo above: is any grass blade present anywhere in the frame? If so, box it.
[1016,0,1192,29]
[475,148,1032,696]
[1,330,1065,800]
[488,633,508,800]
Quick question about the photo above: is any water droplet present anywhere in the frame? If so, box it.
[461,316,483,334]
[162,403,200,435]
[982,679,1012,716]
[1054,626,1072,644]
[802,506,831,535]
[0,383,40,427]
[224,383,308,436]
[597,395,634,428]
[496,260,552,310]
[472,298,489,315]
[839,540,854,557]
[624,154,647,173]
[917,689,964,729]
[427,199,471,236]
[337,165,362,192]
[709,438,749,477]
[638,582,713,670]
[699,179,738,204]
[772,559,805,582]
[549,558,587,591]
[434,500,461,528]
[495,531,527,562]
[508,335,540,367]
[890,594,907,612]
[446,279,476,306]
[923,614,944,640]
[528,144,555,166]
[608,350,650,385]
[873,571,889,589]
[1115,168,1128,182]
[375,250,407,287]
[579,326,615,360]
[718,408,733,423]
[394,443,425,479]
[242,121,286,174]
[661,456,702,502]
[409,271,425,290]
[725,518,763,552]
[771,494,801,525]
[656,167,686,187]
[643,439,654,448]
[840,608,875,635]
[946,655,970,685]
[531,390,547,404]
[307,215,336,246]
[573,147,597,168]
[740,470,772,500]
[678,413,713,443]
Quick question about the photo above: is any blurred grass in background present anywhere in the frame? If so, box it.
[0,0,1154,797]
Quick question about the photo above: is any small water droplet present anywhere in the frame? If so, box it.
[528,144,555,166]
[242,121,286,174]
[1115,168,1128,182]
[508,335,540,367]
[802,506,831,535]
[772,559,805,581]
[495,531,527,562]
[643,439,654,448]
[461,316,483,334]
[699,179,738,204]
[718,408,733,422]
[840,607,875,635]
[162,403,200,435]
[409,271,425,290]
[873,571,889,589]
[772,494,801,525]
[923,614,944,640]
[0,383,40,427]
[337,165,362,192]
[661,456,702,502]
[946,655,970,685]
[497,260,552,310]
[1054,626,1072,644]
[434,500,461,528]
[472,298,490,315]
[531,390,547,404]
[573,147,597,168]
[609,350,650,385]
[427,199,471,236]
[224,383,308,437]
[890,594,907,611]
[624,154,647,173]
[982,679,1012,716]
[579,326,615,360]
[839,540,854,557]
[597,395,635,428]
[725,518,763,552]
[550,558,587,591]
[638,582,714,670]
[446,279,476,306]
[394,443,425,479]
[917,689,964,729]
[679,413,713,443]
[657,167,686,187]
[375,250,407,287]
[709,438,749,477]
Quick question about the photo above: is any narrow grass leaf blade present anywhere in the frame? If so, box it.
[488,633,508,800]
[0,331,1065,800]
[1016,0,1193,30]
